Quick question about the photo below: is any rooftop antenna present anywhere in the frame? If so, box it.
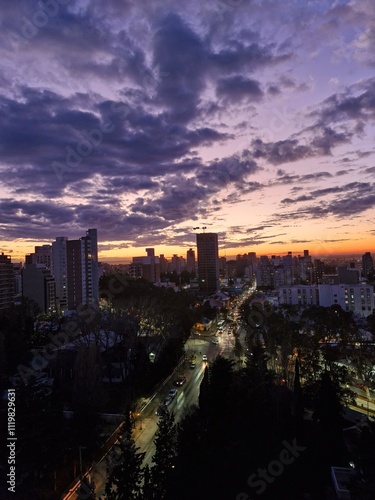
[193,226,207,233]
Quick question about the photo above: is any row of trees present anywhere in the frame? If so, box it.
[94,342,369,500]
[242,300,375,396]
[0,275,219,499]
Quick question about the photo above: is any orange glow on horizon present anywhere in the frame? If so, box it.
[2,235,374,265]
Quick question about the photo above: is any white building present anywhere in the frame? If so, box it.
[279,284,374,317]
[280,285,319,307]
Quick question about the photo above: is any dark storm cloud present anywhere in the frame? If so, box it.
[273,184,375,222]
[124,153,260,225]
[0,198,75,239]
[195,154,259,191]
[246,225,274,233]
[361,166,375,175]
[267,85,281,96]
[278,76,310,92]
[280,181,373,205]
[280,195,314,205]
[0,87,232,200]
[1,0,374,248]
[252,138,311,165]
[3,1,149,88]
[317,193,375,218]
[248,79,375,170]
[336,169,352,175]
[216,75,263,103]
[271,170,332,188]
[208,39,292,74]
[152,12,207,123]
[311,78,375,125]
[251,125,353,166]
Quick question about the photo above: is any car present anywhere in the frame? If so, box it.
[202,354,207,361]
[163,396,173,406]
[212,338,219,345]
[168,388,178,399]
[156,406,167,416]
[175,376,186,386]
[189,361,196,369]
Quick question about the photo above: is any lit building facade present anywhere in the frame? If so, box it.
[51,228,99,311]
[0,253,14,311]
[279,284,374,317]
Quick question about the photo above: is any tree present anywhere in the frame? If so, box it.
[166,406,205,500]
[314,371,346,464]
[294,357,304,441]
[149,410,177,499]
[104,432,145,500]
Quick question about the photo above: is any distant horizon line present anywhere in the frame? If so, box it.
[100,251,373,265]
[5,248,374,265]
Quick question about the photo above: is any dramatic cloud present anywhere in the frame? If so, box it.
[0,0,374,258]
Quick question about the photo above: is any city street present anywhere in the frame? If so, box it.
[91,340,210,498]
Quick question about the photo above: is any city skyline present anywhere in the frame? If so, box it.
[1,1,375,262]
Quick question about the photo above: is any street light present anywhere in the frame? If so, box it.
[78,446,86,479]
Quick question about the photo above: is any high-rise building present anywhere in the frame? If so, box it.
[52,237,68,310]
[186,248,195,273]
[12,262,22,296]
[313,259,324,284]
[256,256,274,288]
[26,245,52,269]
[51,228,99,311]
[171,255,186,274]
[22,264,56,312]
[196,232,219,294]
[81,228,99,303]
[0,253,14,310]
[159,254,169,274]
[218,256,227,278]
[362,252,374,279]
[299,250,313,284]
[337,266,360,285]
[67,239,83,310]
[279,283,374,317]
[132,248,160,282]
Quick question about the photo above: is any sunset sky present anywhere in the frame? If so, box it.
[1,0,375,263]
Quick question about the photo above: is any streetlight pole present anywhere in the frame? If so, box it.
[79,446,84,479]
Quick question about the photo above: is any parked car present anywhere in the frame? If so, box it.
[163,396,173,406]
[168,388,178,399]
[175,376,186,386]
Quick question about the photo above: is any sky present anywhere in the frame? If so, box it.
[1,0,375,263]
